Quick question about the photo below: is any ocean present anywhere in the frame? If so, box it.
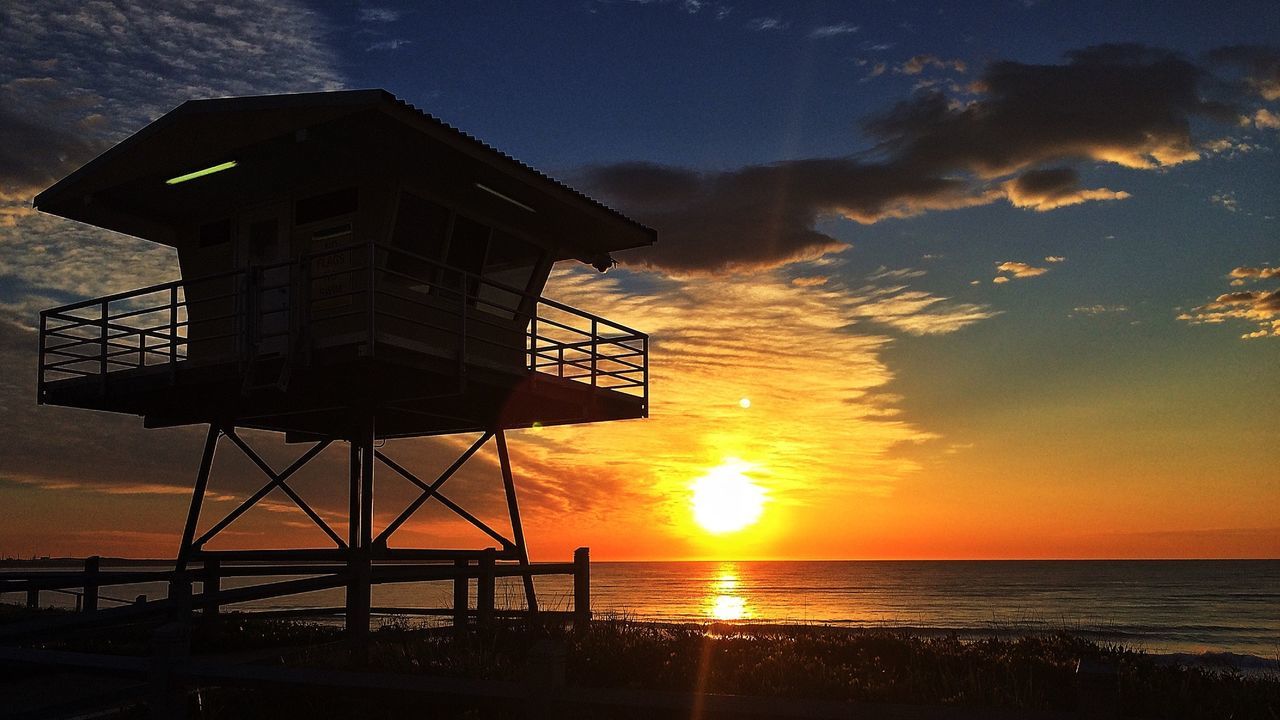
[6,559,1278,661]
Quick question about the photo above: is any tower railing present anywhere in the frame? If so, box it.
[37,242,648,406]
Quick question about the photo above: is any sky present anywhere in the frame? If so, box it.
[0,0,1276,561]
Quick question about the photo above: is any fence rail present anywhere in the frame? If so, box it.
[38,242,647,405]
[0,548,592,634]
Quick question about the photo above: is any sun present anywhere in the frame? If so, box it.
[690,460,766,534]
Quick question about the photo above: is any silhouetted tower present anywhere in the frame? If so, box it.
[33,90,652,636]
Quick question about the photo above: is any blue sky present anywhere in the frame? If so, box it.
[0,1,1276,559]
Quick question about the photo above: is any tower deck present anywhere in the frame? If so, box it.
[38,242,647,439]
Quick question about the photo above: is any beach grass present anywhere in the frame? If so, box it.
[4,606,1278,718]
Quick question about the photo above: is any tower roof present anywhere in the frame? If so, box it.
[34,89,654,265]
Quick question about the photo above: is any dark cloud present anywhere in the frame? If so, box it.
[0,80,108,204]
[866,44,1231,176]
[584,160,988,273]
[589,43,1266,273]
[1209,45,1280,100]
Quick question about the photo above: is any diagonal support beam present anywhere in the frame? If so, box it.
[223,430,346,548]
[374,443,513,550]
[193,438,334,548]
[373,432,493,545]
[175,423,220,572]
[497,429,538,613]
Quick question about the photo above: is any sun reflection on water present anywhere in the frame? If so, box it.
[706,562,751,621]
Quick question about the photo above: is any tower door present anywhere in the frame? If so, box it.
[238,206,291,357]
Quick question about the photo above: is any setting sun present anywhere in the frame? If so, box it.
[690,460,767,534]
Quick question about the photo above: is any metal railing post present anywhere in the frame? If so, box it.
[37,312,47,403]
[643,336,650,415]
[99,299,109,394]
[590,318,598,388]
[169,285,178,365]
[528,313,538,371]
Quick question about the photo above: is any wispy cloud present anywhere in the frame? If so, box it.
[360,8,399,22]
[748,17,787,31]
[367,39,411,52]
[513,265,989,548]
[895,54,967,75]
[810,23,859,38]
[1211,192,1239,212]
[1072,304,1128,315]
[0,0,343,306]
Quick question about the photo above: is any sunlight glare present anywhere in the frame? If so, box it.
[691,460,766,534]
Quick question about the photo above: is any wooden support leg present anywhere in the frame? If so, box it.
[346,417,375,645]
[176,424,220,573]
[496,430,538,614]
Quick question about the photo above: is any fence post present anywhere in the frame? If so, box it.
[168,573,192,622]
[453,558,469,630]
[574,547,591,631]
[149,621,190,720]
[478,548,495,628]
[204,558,220,616]
[83,555,100,612]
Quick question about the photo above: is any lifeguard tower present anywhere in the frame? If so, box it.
[32,90,652,636]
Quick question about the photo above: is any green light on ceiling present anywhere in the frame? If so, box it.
[165,160,237,185]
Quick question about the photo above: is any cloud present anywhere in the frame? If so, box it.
[0,1,343,302]
[521,265,991,536]
[896,55,967,75]
[1179,271,1280,338]
[586,160,1004,273]
[1045,256,1067,263]
[1229,266,1280,281]
[1000,167,1130,211]
[367,39,411,51]
[1209,45,1280,101]
[1250,108,1280,129]
[810,23,859,38]
[994,261,1050,281]
[748,17,787,31]
[1073,304,1128,315]
[589,44,1259,274]
[1211,192,1239,212]
[866,44,1238,176]
[360,8,399,22]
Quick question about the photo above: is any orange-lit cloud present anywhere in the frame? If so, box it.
[896,54,967,75]
[1001,167,1129,211]
[993,261,1050,282]
[1179,286,1280,339]
[495,265,994,558]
